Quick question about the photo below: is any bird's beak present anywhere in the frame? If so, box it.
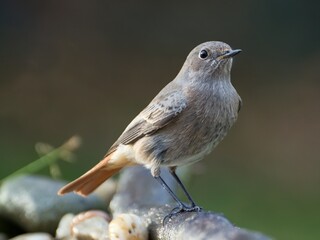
[223,49,242,58]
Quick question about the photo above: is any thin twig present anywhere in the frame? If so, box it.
[0,135,81,184]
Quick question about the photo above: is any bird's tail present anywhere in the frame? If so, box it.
[58,153,130,196]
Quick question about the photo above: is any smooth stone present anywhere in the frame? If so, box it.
[71,211,110,240]
[9,233,53,240]
[0,175,106,234]
[109,213,148,240]
[55,213,75,240]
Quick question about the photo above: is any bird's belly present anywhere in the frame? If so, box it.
[161,118,233,167]
[165,141,214,167]
[133,113,235,169]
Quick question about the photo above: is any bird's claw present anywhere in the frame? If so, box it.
[187,204,202,212]
[163,204,202,225]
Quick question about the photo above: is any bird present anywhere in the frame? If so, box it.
[58,41,242,219]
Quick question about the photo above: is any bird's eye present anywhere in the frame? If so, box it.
[199,49,208,59]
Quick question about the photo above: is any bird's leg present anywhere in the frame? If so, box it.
[154,175,187,209]
[154,170,202,223]
[169,167,202,211]
[154,175,192,223]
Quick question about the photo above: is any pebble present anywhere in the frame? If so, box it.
[109,213,148,240]
[55,213,75,239]
[9,233,53,240]
[0,175,106,233]
[71,210,110,240]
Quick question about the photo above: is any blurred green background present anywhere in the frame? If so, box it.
[0,1,319,239]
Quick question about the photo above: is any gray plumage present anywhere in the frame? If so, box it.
[106,41,241,176]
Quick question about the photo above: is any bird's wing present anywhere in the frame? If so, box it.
[105,90,187,156]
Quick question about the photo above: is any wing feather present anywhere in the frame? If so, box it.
[105,91,186,156]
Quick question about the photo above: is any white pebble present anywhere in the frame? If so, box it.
[55,213,75,239]
[71,210,110,240]
[109,213,148,240]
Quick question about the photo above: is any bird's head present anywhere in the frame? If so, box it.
[180,41,241,81]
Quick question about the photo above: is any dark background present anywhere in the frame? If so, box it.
[1,1,319,239]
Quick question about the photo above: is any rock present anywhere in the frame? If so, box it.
[55,213,75,240]
[109,213,148,240]
[71,210,110,240]
[9,233,53,240]
[159,212,271,240]
[110,166,272,240]
[0,175,106,234]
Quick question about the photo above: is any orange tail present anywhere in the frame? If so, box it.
[58,153,129,196]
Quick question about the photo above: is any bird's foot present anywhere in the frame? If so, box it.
[184,204,202,212]
[163,204,202,225]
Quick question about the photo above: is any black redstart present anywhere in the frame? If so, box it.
[58,41,242,219]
